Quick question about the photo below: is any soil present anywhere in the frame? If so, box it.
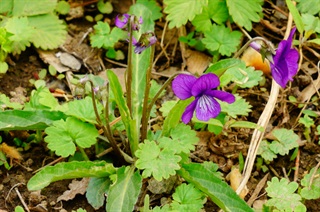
[1,0,320,212]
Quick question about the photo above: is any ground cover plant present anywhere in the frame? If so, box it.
[0,0,319,211]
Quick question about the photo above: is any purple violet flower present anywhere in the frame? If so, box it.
[270,27,299,88]
[172,73,235,124]
[250,27,299,88]
[115,14,130,29]
[133,32,157,54]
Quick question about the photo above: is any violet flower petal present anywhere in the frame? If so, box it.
[181,99,197,124]
[271,27,299,88]
[115,14,130,29]
[195,95,221,121]
[206,90,236,103]
[172,74,197,100]
[191,73,220,97]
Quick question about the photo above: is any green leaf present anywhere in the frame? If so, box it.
[257,140,277,161]
[178,163,253,212]
[97,0,113,14]
[161,98,193,137]
[300,167,320,200]
[228,120,263,131]
[0,0,12,14]
[86,177,112,210]
[28,14,67,50]
[206,58,243,76]
[226,0,263,31]
[44,117,99,157]
[136,0,162,21]
[4,16,32,54]
[0,61,9,73]
[55,1,70,15]
[63,96,103,125]
[90,21,126,49]
[302,14,320,33]
[135,140,181,181]
[221,62,263,88]
[296,0,320,16]
[0,93,23,110]
[106,166,142,212]
[24,86,59,110]
[286,0,304,33]
[168,124,199,154]
[269,129,299,156]
[220,94,252,118]
[171,183,206,211]
[298,114,314,128]
[203,25,242,56]
[12,0,57,16]
[164,0,208,28]
[0,110,67,130]
[265,177,306,211]
[27,161,116,191]
[159,100,177,117]
[192,0,229,31]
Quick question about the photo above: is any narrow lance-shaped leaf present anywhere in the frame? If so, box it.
[27,161,116,191]
[178,163,253,212]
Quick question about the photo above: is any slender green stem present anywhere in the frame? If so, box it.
[141,72,191,141]
[78,147,90,161]
[126,16,135,116]
[140,45,155,142]
[88,80,125,162]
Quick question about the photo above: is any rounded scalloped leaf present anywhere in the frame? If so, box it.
[27,14,67,50]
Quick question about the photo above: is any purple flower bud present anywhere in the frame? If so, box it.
[133,32,157,54]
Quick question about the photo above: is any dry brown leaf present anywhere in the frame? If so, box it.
[57,178,89,202]
[227,167,248,199]
[98,68,126,92]
[185,49,211,75]
[37,49,70,73]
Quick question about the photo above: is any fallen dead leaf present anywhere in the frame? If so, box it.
[185,49,211,75]
[57,178,89,202]
[226,167,248,199]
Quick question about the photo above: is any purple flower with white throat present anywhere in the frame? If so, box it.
[250,27,299,88]
[172,73,235,124]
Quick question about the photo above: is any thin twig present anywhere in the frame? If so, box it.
[293,149,300,182]
[15,187,30,212]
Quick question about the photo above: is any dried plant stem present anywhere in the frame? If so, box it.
[236,79,280,195]
[237,10,295,196]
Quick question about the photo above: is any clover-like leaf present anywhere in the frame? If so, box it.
[220,94,252,118]
[164,0,208,29]
[257,140,277,161]
[269,129,299,156]
[265,177,306,211]
[300,167,320,200]
[298,114,314,128]
[203,25,242,56]
[226,0,263,31]
[63,96,103,125]
[169,123,199,154]
[44,117,99,157]
[90,22,127,49]
[12,0,57,16]
[221,62,263,88]
[192,0,229,31]
[297,0,320,15]
[135,140,181,181]
[159,100,177,117]
[171,183,206,211]
[28,14,67,50]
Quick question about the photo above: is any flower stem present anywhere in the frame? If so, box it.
[78,147,90,161]
[233,37,273,59]
[140,45,155,142]
[126,16,135,117]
